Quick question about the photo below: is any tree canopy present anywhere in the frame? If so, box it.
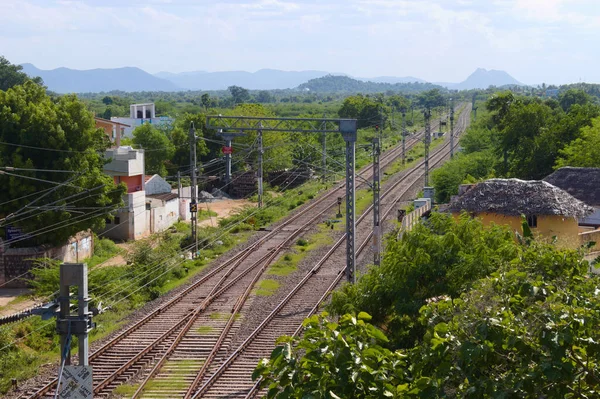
[0,56,43,91]
[255,214,600,397]
[132,124,175,176]
[0,81,125,246]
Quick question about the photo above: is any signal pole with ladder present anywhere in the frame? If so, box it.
[257,124,264,208]
[402,110,407,165]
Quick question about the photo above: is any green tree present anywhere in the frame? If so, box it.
[0,56,43,91]
[201,93,210,110]
[0,81,125,246]
[228,85,250,104]
[338,95,382,128]
[254,312,408,399]
[556,116,600,167]
[417,88,445,110]
[132,124,175,176]
[558,88,592,112]
[256,90,274,103]
[329,212,518,348]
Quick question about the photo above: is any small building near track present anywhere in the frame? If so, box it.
[448,178,593,249]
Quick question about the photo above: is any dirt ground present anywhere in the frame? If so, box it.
[198,199,254,227]
[0,288,36,317]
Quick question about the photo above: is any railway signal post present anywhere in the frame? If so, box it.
[206,115,358,283]
[258,124,264,208]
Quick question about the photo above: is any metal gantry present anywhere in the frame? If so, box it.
[206,115,358,283]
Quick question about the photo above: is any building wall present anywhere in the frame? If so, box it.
[101,191,148,241]
[146,175,172,195]
[104,147,145,178]
[147,198,179,234]
[580,207,600,227]
[0,232,94,288]
[114,175,144,193]
[455,212,581,249]
[580,229,600,252]
[111,117,173,138]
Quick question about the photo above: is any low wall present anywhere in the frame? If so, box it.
[0,232,94,288]
[580,229,600,252]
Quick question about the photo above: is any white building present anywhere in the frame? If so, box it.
[111,103,173,138]
[145,174,179,234]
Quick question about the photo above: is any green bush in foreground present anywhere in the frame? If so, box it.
[255,242,600,398]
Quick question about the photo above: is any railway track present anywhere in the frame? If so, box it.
[20,107,464,399]
[188,104,472,399]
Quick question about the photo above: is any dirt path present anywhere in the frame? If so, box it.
[0,288,37,317]
[198,199,254,227]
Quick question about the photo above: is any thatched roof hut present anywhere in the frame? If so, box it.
[543,167,600,207]
[448,178,594,218]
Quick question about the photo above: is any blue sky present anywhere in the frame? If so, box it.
[1,0,599,84]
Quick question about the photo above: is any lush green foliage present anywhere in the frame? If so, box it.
[257,216,600,397]
[330,213,519,348]
[0,56,43,91]
[557,116,600,168]
[0,82,125,246]
[298,75,442,94]
[132,124,175,176]
[254,312,408,398]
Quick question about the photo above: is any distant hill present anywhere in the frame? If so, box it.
[438,68,522,90]
[156,69,332,90]
[297,75,441,94]
[20,64,180,93]
[364,76,426,84]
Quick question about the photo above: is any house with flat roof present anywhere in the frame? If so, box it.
[94,117,130,147]
[110,103,173,138]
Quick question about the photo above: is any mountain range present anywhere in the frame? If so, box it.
[20,64,522,93]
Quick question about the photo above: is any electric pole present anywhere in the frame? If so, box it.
[402,110,407,165]
[190,123,198,258]
[217,130,245,189]
[177,171,181,200]
[450,98,455,158]
[322,114,327,184]
[372,136,381,266]
[257,124,263,208]
[424,108,431,186]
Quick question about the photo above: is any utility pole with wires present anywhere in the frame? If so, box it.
[321,114,327,185]
[177,171,181,201]
[450,98,455,158]
[217,130,245,189]
[189,123,198,259]
[257,124,264,208]
[424,108,432,186]
[372,135,381,266]
[206,115,358,283]
[402,109,407,165]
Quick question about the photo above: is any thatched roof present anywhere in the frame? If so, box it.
[543,167,600,206]
[448,178,594,218]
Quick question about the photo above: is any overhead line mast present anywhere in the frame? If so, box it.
[206,115,358,283]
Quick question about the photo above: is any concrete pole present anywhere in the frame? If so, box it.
[372,137,381,266]
[257,124,263,208]
[402,111,406,165]
[424,109,431,187]
[190,123,198,258]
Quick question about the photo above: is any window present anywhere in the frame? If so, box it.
[146,203,151,210]
[114,216,121,225]
[105,218,112,224]
[527,215,537,228]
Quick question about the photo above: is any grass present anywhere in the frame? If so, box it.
[197,326,215,335]
[209,312,241,321]
[254,279,281,296]
[113,382,140,397]
[143,360,203,392]
[268,225,333,277]
[86,237,124,268]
